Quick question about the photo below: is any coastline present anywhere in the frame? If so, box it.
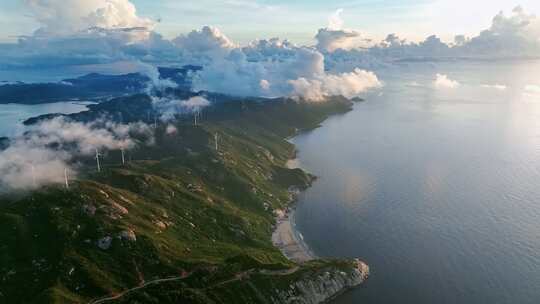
[272,109,371,303]
[272,206,317,263]
[270,162,372,302]
[272,151,317,264]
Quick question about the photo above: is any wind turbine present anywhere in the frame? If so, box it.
[64,168,70,189]
[194,107,204,126]
[121,148,125,165]
[95,148,102,173]
[214,132,219,151]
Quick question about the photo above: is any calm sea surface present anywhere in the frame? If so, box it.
[293,61,540,304]
[0,102,91,137]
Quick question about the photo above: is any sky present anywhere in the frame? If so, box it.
[1,0,540,44]
[0,0,539,95]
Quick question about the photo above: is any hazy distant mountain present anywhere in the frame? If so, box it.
[0,66,200,105]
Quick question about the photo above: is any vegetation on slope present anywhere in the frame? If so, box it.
[0,95,357,303]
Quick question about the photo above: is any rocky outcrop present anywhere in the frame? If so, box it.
[97,236,113,250]
[119,229,137,242]
[270,260,369,304]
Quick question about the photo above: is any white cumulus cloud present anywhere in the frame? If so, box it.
[323,6,540,72]
[153,96,211,121]
[315,9,372,53]
[481,84,508,90]
[182,32,381,101]
[289,68,381,101]
[524,84,540,94]
[434,74,460,89]
[24,0,155,36]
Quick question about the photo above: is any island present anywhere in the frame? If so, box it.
[0,92,369,303]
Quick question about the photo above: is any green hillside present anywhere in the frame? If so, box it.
[0,96,362,303]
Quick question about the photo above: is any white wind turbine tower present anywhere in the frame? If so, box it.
[64,168,70,189]
[194,106,204,126]
[95,148,102,173]
[214,132,219,151]
[194,110,199,126]
[121,148,125,165]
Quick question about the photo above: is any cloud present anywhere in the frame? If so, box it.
[24,0,154,36]
[173,26,235,54]
[165,124,178,135]
[136,62,177,92]
[328,8,345,31]
[481,84,508,90]
[26,117,149,154]
[0,2,382,102]
[1,3,539,77]
[289,68,382,101]
[315,28,368,53]
[0,117,152,191]
[434,74,460,89]
[4,1,535,102]
[180,96,211,110]
[184,34,381,100]
[315,9,371,53]
[153,96,211,121]
[260,79,271,91]
[323,6,540,71]
[523,84,540,100]
[191,44,321,97]
[458,6,540,57]
[0,0,168,70]
[525,84,540,94]
[0,143,71,192]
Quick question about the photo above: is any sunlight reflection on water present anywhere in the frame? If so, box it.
[293,60,540,304]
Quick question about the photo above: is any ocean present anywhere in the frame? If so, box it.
[292,60,540,304]
[0,102,92,137]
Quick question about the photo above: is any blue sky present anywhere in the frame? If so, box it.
[1,0,539,44]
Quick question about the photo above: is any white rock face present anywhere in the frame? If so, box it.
[119,230,137,242]
[82,204,96,216]
[155,221,167,230]
[111,202,129,215]
[97,236,113,250]
[270,261,369,304]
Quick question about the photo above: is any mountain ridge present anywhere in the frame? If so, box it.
[0,93,369,303]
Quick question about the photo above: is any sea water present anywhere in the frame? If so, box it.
[293,60,540,304]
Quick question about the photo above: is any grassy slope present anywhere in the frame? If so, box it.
[0,96,355,304]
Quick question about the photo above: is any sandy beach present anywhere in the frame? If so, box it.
[272,208,316,263]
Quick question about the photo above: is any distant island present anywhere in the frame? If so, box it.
[0,91,369,303]
[0,66,199,105]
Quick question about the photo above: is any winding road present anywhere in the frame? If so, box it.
[87,267,300,304]
[88,274,191,304]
